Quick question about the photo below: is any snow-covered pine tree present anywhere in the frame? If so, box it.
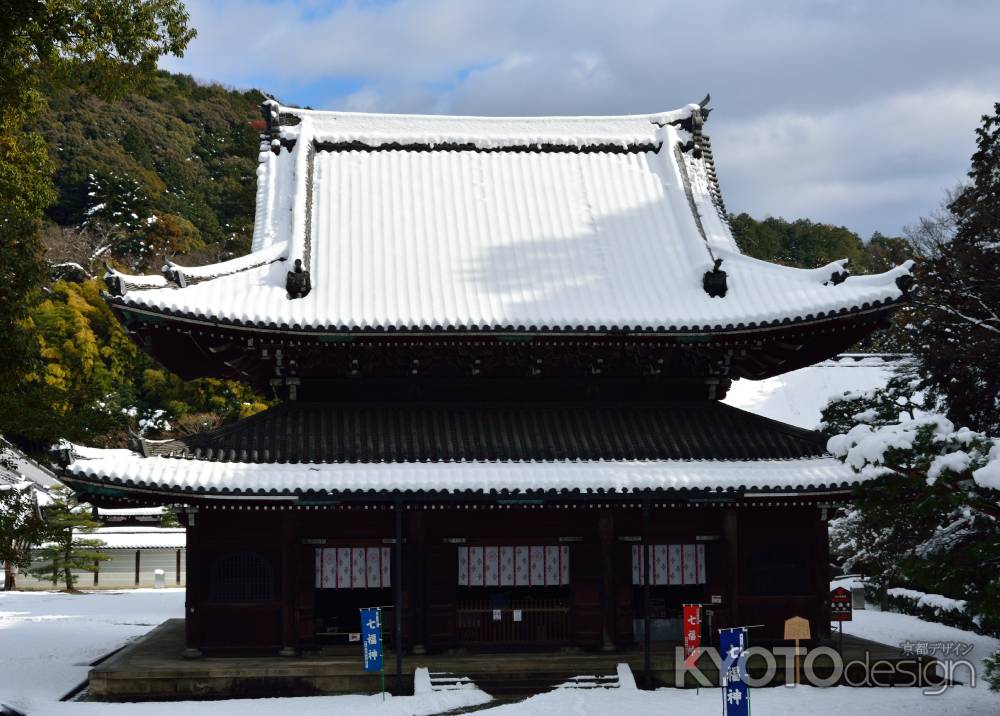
[822,376,1000,635]
[907,102,1000,434]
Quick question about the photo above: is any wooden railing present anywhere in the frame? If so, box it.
[456,599,570,644]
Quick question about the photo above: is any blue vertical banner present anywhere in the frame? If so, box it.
[720,627,750,716]
[360,607,383,673]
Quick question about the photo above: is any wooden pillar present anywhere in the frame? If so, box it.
[183,510,202,659]
[176,549,181,586]
[134,550,141,587]
[93,558,99,587]
[599,510,616,652]
[279,510,297,656]
[723,508,739,627]
[814,507,832,640]
[642,497,652,688]
[393,498,404,693]
[409,510,427,655]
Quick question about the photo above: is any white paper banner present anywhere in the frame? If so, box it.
[458,545,570,587]
[631,544,706,586]
[500,546,515,586]
[314,546,391,589]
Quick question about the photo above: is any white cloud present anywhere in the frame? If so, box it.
[712,85,993,231]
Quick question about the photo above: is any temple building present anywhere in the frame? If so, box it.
[54,98,912,666]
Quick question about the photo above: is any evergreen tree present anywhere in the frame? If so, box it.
[0,445,47,591]
[29,486,108,591]
[0,484,46,591]
[907,103,1000,434]
[823,377,1000,634]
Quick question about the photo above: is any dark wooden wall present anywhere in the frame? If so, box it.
[183,502,831,655]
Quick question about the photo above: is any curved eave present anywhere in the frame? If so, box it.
[106,291,906,338]
[59,458,867,506]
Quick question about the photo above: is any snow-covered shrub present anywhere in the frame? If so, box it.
[885,587,981,634]
[985,649,1000,693]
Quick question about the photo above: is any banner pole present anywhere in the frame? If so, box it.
[380,607,386,701]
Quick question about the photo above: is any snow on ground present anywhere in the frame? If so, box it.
[0,589,185,712]
[724,357,895,430]
[472,684,995,715]
[0,589,489,715]
[2,589,998,715]
[842,606,999,675]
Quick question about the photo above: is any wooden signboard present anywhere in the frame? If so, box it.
[783,616,811,641]
[830,587,853,621]
[783,616,811,685]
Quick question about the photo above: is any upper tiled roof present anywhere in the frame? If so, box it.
[105,101,911,333]
[133,400,828,464]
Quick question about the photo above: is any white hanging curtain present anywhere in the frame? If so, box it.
[631,544,706,586]
[314,547,391,589]
[457,545,570,587]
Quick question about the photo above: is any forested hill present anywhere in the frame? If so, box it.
[37,71,266,275]
[728,213,913,274]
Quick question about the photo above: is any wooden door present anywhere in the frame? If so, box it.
[570,543,602,646]
[426,544,457,648]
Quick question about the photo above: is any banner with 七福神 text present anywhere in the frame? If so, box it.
[720,627,750,716]
[683,604,701,662]
[360,607,383,673]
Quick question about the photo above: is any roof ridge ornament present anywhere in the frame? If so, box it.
[671,93,711,157]
[703,258,728,298]
[286,258,311,299]
[161,257,187,288]
[102,262,125,297]
[827,259,850,286]
[261,99,281,139]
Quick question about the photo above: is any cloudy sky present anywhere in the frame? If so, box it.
[161,0,1000,239]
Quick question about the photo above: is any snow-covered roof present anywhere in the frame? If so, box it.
[105,101,911,333]
[80,526,185,550]
[97,506,167,522]
[63,451,864,497]
[725,353,902,430]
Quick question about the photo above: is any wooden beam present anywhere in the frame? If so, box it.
[394,498,404,694]
[599,510,616,652]
[279,511,297,656]
[642,498,652,688]
[183,512,202,659]
[723,508,739,627]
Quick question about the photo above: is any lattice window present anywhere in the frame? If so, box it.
[209,552,275,602]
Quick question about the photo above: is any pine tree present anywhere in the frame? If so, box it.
[908,103,1000,434]
[29,487,108,591]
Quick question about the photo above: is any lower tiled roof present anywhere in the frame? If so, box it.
[64,456,861,497]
